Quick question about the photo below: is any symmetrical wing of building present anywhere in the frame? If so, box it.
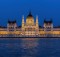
[0,12,60,37]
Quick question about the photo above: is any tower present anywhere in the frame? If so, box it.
[22,15,24,29]
[36,15,39,35]
[7,20,17,36]
[36,15,39,27]
[44,19,53,37]
[22,15,25,35]
[44,19,53,29]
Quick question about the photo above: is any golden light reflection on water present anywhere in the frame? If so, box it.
[21,38,39,48]
[21,38,39,57]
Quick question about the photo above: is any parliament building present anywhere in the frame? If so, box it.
[0,12,60,37]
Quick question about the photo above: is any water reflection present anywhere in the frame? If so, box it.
[21,38,39,57]
[0,38,60,57]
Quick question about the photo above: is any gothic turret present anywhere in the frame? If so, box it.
[36,15,39,35]
[22,15,24,28]
[7,20,17,28]
[36,15,39,27]
[44,19,53,32]
[7,20,17,32]
[44,19,53,28]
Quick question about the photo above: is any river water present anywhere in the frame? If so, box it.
[0,38,60,57]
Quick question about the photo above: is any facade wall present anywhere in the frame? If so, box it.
[52,31,60,35]
[0,27,60,36]
[0,15,60,36]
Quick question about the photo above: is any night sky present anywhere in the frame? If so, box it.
[0,0,60,27]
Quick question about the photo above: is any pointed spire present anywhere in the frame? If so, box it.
[36,15,38,20]
[36,15,38,23]
[22,15,24,23]
[27,11,33,18]
[22,15,24,19]
[22,15,24,28]
[36,15,39,27]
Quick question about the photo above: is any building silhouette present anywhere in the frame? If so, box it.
[0,12,60,37]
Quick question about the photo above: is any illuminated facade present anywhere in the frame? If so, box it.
[0,12,60,37]
[22,12,39,36]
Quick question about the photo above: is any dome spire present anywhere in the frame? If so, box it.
[27,11,33,18]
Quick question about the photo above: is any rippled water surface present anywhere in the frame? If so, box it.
[0,38,60,57]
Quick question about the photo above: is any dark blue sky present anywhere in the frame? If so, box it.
[0,0,60,27]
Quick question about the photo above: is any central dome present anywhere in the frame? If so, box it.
[26,12,34,25]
